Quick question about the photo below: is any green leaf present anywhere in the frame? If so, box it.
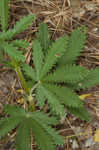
[33,40,44,80]
[67,107,92,121]
[0,60,14,69]
[39,84,65,116]
[37,23,50,51]
[41,124,65,146]
[16,119,31,150]
[43,83,83,108]
[12,40,29,49]
[0,0,10,31]
[40,36,68,78]
[22,64,36,81]
[0,117,22,138]
[0,14,35,40]
[36,84,46,108]
[43,65,89,83]
[13,14,35,35]
[4,105,26,117]
[70,68,99,90]
[30,111,58,125]
[0,46,4,60]
[2,42,25,62]
[78,68,99,89]
[30,118,55,150]
[31,112,65,146]
[59,27,87,65]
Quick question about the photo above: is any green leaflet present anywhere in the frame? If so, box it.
[0,0,10,31]
[43,83,83,108]
[0,14,35,40]
[36,84,46,108]
[30,118,55,150]
[41,123,65,146]
[43,65,89,83]
[77,68,99,89]
[0,60,14,69]
[13,14,35,37]
[40,36,69,78]
[22,64,36,81]
[30,111,58,125]
[2,42,25,62]
[12,40,29,49]
[39,84,65,116]
[40,123,65,146]
[37,23,50,52]
[4,105,26,117]
[31,113,65,146]
[59,27,87,65]
[67,107,92,121]
[16,120,31,150]
[0,117,22,139]
[0,46,4,60]
[69,68,99,90]
[33,40,44,80]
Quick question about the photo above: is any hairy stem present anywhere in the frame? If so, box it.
[11,57,35,111]
[15,66,29,94]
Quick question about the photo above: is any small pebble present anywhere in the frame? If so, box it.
[72,140,79,149]
[85,137,95,147]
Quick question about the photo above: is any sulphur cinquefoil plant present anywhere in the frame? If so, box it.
[0,2,99,150]
[23,23,99,121]
[0,1,65,150]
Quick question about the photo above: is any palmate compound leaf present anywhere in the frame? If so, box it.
[37,23,50,52]
[0,14,35,40]
[40,36,69,79]
[1,42,25,62]
[58,27,87,65]
[16,120,31,150]
[37,83,66,116]
[43,65,89,83]
[32,40,44,80]
[0,116,22,139]
[0,105,64,150]
[42,83,83,108]
[0,0,10,31]
[16,110,63,150]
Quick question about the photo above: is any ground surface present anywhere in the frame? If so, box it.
[0,0,99,150]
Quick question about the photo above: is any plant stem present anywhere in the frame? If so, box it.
[11,57,35,111]
[15,65,30,94]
